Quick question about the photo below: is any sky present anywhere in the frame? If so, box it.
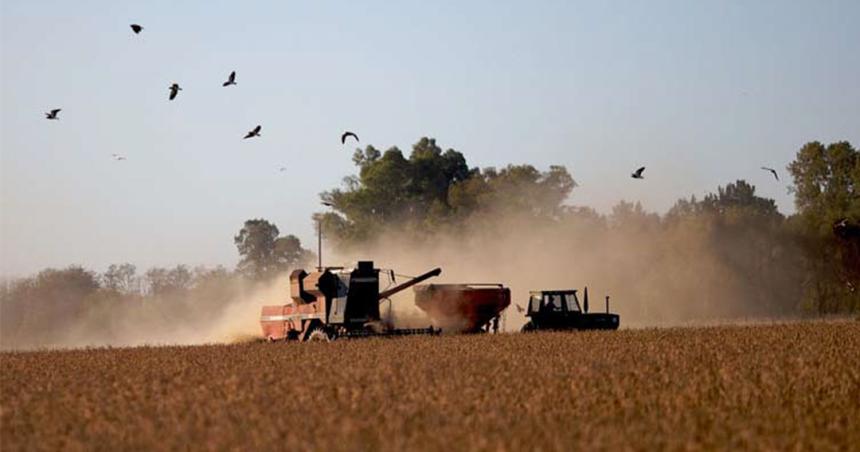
[1,0,858,276]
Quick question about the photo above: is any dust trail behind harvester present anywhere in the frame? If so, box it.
[330,209,805,332]
[1,275,289,350]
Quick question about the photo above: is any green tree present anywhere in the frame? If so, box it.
[235,219,280,279]
[701,180,781,220]
[449,164,575,219]
[788,141,860,313]
[321,137,575,245]
[234,219,313,279]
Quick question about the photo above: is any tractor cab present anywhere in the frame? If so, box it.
[527,290,581,316]
[522,288,620,332]
[526,290,582,322]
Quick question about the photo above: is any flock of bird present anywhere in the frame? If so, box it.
[42,24,361,166]
[42,24,782,183]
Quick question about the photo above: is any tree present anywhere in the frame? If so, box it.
[32,267,101,312]
[321,137,575,245]
[701,180,780,218]
[608,200,660,231]
[102,263,138,294]
[274,235,315,270]
[788,141,860,313]
[0,266,101,346]
[235,219,281,279]
[234,219,313,279]
[144,265,193,296]
[788,141,860,226]
[449,164,576,219]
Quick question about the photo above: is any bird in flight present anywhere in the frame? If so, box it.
[631,167,646,179]
[222,71,236,87]
[278,166,287,172]
[130,24,143,34]
[111,153,127,161]
[45,109,61,120]
[761,166,779,181]
[168,83,182,100]
[244,125,262,139]
[341,131,359,144]
[514,304,524,314]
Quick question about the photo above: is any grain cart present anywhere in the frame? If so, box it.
[414,283,510,333]
[260,261,441,341]
[520,288,619,332]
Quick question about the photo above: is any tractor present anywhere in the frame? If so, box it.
[520,288,619,332]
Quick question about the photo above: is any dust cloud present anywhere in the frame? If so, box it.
[2,204,806,350]
[1,275,289,350]
[330,209,804,331]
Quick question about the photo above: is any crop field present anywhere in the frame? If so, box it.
[2,321,859,451]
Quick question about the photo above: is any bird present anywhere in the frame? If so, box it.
[761,166,779,181]
[222,71,236,87]
[111,153,126,161]
[130,24,143,34]
[514,304,524,314]
[278,166,287,172]
[244,125,261,139]
[45,109,61,120]
[168,83,182,101]
[341,131,359,144]
[631,167,645,179]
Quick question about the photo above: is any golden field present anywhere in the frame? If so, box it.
[2,322,859,451]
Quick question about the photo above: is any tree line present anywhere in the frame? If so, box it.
[319,138,858,315]
[1,137,856,348]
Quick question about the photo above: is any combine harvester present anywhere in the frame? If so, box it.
[260,261,441,341]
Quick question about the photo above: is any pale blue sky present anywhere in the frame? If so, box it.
[1,0,858,275]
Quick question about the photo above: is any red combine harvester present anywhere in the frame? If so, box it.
[260,261,441,341]
[414,284,511,333]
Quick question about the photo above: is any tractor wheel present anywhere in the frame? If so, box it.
[306,328,333,342]
[521,321,537,333]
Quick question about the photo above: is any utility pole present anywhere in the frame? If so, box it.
[318,202,333,271]
[317,216,322,270]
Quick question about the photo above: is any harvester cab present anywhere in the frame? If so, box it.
[261,261,442,342]
[520,288,619,332]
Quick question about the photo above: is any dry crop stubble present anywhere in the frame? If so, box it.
[2,321,859,451]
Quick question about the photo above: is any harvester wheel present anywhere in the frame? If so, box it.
[306,328,333,342]
[521,321,537,333]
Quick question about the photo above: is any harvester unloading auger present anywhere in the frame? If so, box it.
[260,261,441,342]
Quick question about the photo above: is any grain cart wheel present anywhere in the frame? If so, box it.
[521,321,537,333]
[306,328,333,342]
